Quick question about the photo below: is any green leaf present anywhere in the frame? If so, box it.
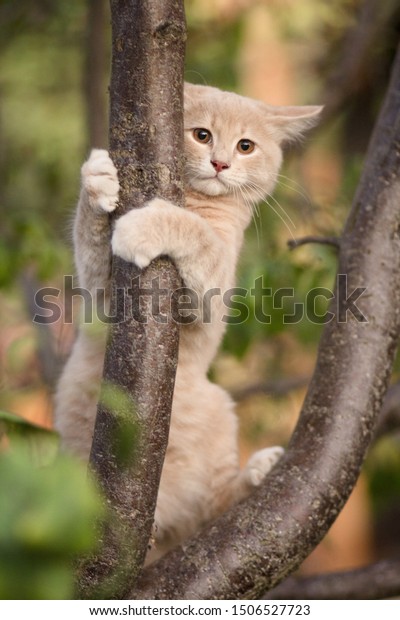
[0,445,106,599]
[0,409,59,466]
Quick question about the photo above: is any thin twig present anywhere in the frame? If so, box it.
[287,235,340,251]
[232,376,309,401]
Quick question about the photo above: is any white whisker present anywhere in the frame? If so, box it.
[233,183,261,247]
[266,191,296,231]
[185,161,297,243]
[244,179,296,240]
[265,197,296,240]
[241,185,262,248]
[271,172,312,206]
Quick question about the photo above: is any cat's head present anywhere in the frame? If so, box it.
[184,83,322,200]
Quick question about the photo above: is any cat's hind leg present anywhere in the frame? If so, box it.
[235,446,284,502]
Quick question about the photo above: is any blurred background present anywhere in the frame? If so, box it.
[1,0,400,598]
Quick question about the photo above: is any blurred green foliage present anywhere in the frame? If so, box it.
[0,2,85,287]
[223,189,339,357]
[185,13,241,90]
[0,411,104,599]
[367,437,400,517]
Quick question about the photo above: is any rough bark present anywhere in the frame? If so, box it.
[375,380,400,439]
[264,559,400,600]
[129,44,400,600]
[84,0,109,149]
[77,0,186,599]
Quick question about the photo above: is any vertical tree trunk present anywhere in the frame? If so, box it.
[84,0,109,149]
[77,0,186,599]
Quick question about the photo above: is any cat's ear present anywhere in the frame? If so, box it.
[266,104,323,144]
[184,82,206,102]
[183,82,206,114]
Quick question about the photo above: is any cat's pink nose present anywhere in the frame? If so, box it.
[211,160,230,174]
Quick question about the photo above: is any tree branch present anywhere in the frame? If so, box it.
[84,0,108,149]
[320,0,400,124]
[231,376,309,401]
[77,0,186,599]
[264,559,400,600]
[375,380,400,440]
[20,270,63,389]
[129,43,400,600]
[287,236,340,251]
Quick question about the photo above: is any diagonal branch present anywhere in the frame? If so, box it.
[129,43,400,600]
[264,559,400,600]
[77,0,186,599]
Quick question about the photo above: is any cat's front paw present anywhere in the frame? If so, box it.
[244,446,284,487]
[111,204,166,269]
[81,149,119,213]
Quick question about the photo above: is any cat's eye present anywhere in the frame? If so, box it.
[193,128,212,144]
[237,139,255,154]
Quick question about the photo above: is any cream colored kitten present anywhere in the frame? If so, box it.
[55,83,321,562]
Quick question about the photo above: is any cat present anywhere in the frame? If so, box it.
[54,82,321,563]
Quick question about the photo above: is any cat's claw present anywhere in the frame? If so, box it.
[81,149,119,213]
[244,446,284,487]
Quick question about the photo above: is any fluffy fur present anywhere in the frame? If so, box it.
[54,83,321,562]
